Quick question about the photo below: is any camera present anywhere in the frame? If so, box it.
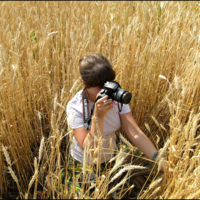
[82,81,132,130]
[96,81,132,104]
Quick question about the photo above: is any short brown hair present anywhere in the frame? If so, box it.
[79,53,116,88]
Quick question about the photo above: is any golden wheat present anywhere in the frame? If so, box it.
[0,1,200,199]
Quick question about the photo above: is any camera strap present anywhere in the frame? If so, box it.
[82,90,95,130]
[118,103,123,112]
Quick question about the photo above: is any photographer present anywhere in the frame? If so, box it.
[66,53,167,197]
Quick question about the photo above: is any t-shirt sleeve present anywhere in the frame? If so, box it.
[119,103,131,115]
[66,103,84,130]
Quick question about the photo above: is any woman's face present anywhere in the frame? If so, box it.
[88,86,101,97]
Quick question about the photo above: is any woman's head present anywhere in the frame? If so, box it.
[79,53,116,88]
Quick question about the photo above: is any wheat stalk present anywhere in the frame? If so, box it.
[27,173,36,192]
[8,167,19,186]
[119,134,135,151]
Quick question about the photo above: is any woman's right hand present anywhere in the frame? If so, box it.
[94,95,113,118]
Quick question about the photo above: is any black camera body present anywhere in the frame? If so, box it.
[96,81,132,104]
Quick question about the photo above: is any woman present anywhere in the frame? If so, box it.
[66,53,165,198]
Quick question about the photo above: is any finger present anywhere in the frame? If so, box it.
[96,95,108,103]
[98,102,113,110]
[104,103,113,110]
[103,99,112,105]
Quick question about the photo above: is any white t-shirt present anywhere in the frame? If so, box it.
[66,89,131,164]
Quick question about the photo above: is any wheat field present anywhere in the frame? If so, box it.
[0,1,200,199]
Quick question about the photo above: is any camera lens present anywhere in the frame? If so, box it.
[122,92,132,104]
[113,89,132,104]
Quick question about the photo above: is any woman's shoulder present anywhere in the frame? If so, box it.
[66,90,85,129]
[66,90,83,113]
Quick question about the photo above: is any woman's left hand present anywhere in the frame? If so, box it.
[157,158,169,172]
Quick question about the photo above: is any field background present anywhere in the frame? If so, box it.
[0,1,200,199]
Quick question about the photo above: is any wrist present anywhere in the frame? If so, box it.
[152,151,159,161]
[94,110,105,119]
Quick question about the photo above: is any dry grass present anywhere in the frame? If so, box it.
[0,1,200,199]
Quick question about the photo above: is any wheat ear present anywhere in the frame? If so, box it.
[149,177,163,190]
[110,165,147,183]
[107,174,128,196]
[8,167,22,198]
[149,186,161,197]
[2,145,12,166]
[38,137,45,163]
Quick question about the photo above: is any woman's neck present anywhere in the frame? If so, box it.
[85,87,101,102]
[87,92,96,102]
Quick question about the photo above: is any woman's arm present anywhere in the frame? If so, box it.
[73,116,104,150]
[73,95,113,149]
[120,112,158,159]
